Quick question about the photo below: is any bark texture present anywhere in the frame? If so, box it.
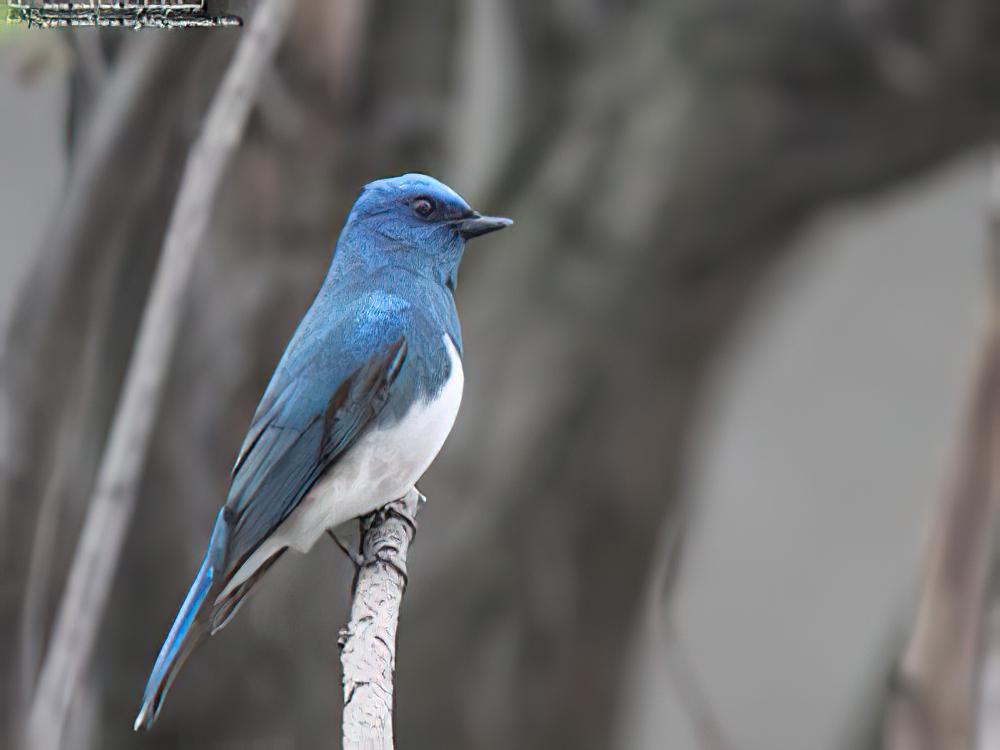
[340,490,422,750]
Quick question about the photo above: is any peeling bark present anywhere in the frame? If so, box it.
[339,489,422,750]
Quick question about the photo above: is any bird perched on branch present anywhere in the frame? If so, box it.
[134,174,511,729]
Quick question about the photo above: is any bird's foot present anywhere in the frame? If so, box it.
[326,527,409,591]
[363,547,409,589]
[381,503,418,540]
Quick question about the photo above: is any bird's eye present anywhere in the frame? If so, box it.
[412,198,435,218]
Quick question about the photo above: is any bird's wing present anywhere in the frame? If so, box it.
[133,318,408,725]
[221,332,408,583]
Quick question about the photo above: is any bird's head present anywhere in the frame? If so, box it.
[337,173,511,289]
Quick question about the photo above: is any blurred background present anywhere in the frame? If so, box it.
[2,1,1000,748]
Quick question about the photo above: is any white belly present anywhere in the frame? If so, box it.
[220,334,463,600]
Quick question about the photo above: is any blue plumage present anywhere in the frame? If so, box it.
[135,174,510,730]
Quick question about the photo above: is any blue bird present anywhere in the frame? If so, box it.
[134,174,511,730]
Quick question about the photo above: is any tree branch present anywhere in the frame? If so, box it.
[883,154,1000,750]
[21,2,294,747]
[340,489,423,750]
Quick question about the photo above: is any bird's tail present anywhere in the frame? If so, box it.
[134,508,230,731]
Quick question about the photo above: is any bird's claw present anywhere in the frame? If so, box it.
[369,548,409,587]
[327,529,409,591]
[382,504,418,540]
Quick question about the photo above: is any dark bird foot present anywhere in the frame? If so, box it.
[381,504,418,540]
[326,522,410,592]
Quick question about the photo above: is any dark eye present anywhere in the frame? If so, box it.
[412,197,435,218]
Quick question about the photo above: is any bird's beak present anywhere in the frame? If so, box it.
[457,212,513,240]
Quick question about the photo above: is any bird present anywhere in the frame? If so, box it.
[134,173,511,730]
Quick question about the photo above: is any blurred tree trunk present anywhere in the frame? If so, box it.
[3,1,1000,749]
[883,291,1000,750]
[0,31,227,745]
[883,162,1000,750]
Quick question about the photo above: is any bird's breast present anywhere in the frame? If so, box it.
[279,334,462,547]
[220,335,463,599]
